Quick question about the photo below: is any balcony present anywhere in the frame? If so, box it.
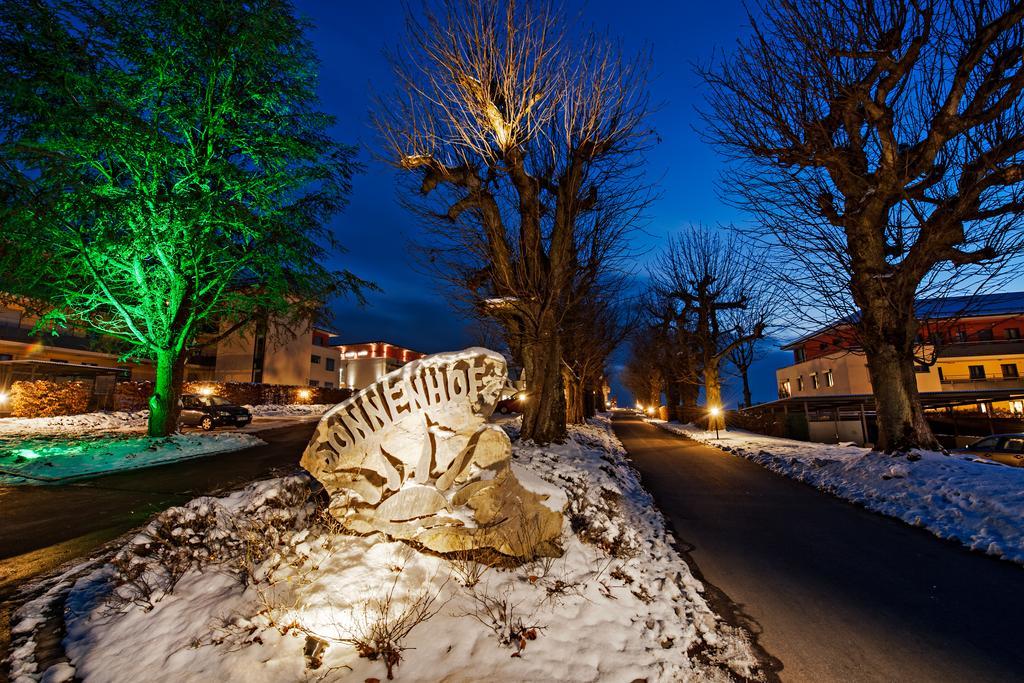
[938,374,1024,391]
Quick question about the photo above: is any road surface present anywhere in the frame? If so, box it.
[612,413,1024,682]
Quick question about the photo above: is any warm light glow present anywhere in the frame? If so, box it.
[518,392,527,401]
[646,406,655,415]
[636,403,643,411]
[298,389,312,401]
[0,391,8,404]
[709,406,721,417]
[198,386,214,397]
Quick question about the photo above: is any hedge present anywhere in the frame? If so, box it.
[114,380,351,412]
[10,380,92,418]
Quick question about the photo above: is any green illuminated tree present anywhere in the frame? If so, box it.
[0,0,367,436]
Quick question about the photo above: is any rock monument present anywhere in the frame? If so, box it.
[300,348,563,558]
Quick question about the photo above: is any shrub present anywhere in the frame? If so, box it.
[10,380,91,417]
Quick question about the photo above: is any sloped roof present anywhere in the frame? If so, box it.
[782,291,1024,349]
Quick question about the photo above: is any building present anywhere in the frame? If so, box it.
[0,301,344,402]
[333,341,426,390]
[771,292,1024,444]
[196,321,342,388]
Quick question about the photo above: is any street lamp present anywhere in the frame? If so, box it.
[709,405,721,439]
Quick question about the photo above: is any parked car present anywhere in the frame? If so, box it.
[179,394,252,430]
[952,434,1024,467]
[495,391,527,414]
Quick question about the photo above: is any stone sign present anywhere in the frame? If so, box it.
[300,348,563,558]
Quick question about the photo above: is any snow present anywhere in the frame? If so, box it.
[7,415,761,682]
[0,432,265,484]
[0,411,150,437]
[0,404,332,438]
[652,420,1024,564]
[245,404,333,417]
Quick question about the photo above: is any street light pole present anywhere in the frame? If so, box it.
[709,405,721,439]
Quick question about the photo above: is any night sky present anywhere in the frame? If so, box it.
[296,0,791,407]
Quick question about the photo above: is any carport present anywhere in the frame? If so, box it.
[0,360,130,414]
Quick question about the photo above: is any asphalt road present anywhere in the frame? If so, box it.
[612,413,1024,683]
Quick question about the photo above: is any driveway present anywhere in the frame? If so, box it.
[612,413,1024,682]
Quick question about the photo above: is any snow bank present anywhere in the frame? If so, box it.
[0,411,148,437]
[0,432,264,484]
[244,404,333,417]
[0,404,331,438]
[7,416,761,682]
[654,420,1024,564]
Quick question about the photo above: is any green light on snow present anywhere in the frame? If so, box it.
[14,448,42,460]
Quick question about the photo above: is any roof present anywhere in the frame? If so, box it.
[747,386,1024,412]
[329,339,425,355]
[782,291,1024,349]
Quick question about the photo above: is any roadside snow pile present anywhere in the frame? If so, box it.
[0,411,148,437]
[7,416,761,683]
[654,421,1024,564]
[245,403,333,417]
[0,432,264,484]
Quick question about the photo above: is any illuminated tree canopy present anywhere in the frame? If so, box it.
[0,0,368,435]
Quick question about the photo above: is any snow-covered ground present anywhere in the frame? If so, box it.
[245,403,333,417]
[653,420,1024,565]
[0,404,332,439]
[7,415,761,682]
[0,432,264,484]
[0,411,150,437]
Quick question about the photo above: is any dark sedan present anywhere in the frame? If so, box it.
[495,391,527,414]
[179,394,252,430]
[952,434,1024,467]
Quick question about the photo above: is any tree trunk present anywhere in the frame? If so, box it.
[148,349,185,437]
[520,314,567,443]
[564,370,585,425]
[856,283,940,452]
[863,338,939,452]
[740,366,752,408]
[705,360,724,431]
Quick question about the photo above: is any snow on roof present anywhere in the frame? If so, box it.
[782,291,1024,349]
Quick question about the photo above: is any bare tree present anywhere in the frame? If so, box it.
[700,0,1024,451]
[725,291,781,409]
[639,289,700,415]
[651,226,768,430]
[621,333,662,409]
[375,0,653,443]
[562,288,630,423]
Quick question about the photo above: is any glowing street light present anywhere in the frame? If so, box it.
[198,386,214,397]
[0,390,8,405]
[297,389,312,402]
[709,405,722,439]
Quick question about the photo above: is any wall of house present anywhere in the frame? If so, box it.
[0,304,154,380]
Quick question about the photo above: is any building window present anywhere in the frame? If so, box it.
[1006,328,1020,340]
[810,373,819,389]
[819,342,827,350]
[824,370,834,387]
[929,333,944,346]
[309,379,319,387]
[326,357,335,371]
[1002,363,1019,378]
[324,381,334,388]
[311,354,321,364]
[977,329,994,341]
[0,353,11,361]
[968,365,986,380]
[914,364,930,373]
[794,347,806,363]
[779,380,791,398]
[938,366,945,382]
[797,376,804,391]
[956,327,968,343]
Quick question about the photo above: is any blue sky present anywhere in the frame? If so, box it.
[295,0,789,406]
